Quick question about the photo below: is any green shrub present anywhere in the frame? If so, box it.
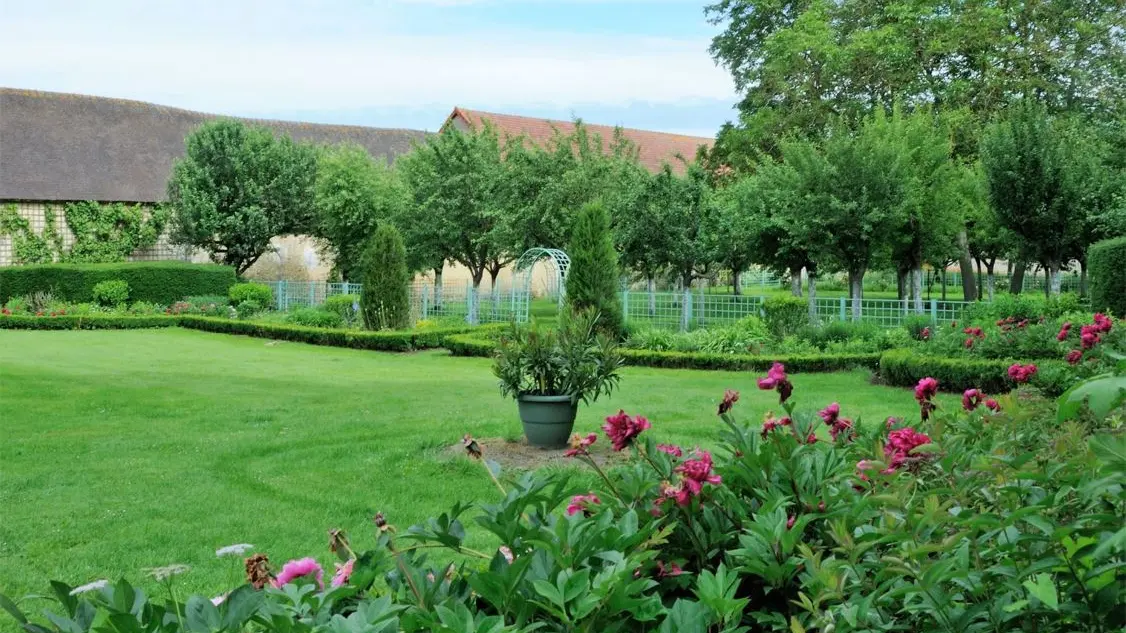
[323,293,360,325]
[565,201,624,337]
[1089,236,1126,317]
[880,349,1072,396]
[360,224,410,330]
[91,279,130,306]
[0,314,176,330]
[285,307,344,329]
[235,300,263,319]
[0,262,235,305]
[762,295,807,338]
[228,282,273,308]
[902,315,932,341]
[177,316,497,352]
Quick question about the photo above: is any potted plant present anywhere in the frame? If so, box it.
[493,310,623,448]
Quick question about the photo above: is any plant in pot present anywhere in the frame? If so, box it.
[493,309,623,449]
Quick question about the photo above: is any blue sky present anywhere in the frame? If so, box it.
[0,0,737,137]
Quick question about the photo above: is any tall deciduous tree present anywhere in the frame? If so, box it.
[167,119,316,275]
[312,144,408,282]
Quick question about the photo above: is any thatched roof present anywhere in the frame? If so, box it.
[0,88,427,203]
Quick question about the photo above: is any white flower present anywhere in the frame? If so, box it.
[145,564,190,581]
[69,580,109,596]
[215,543,254,558]
[499,546,515,564]
[210,594,228,606]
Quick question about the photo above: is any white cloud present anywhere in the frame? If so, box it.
[0,0,735,117]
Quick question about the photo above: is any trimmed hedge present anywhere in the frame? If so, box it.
[0,262,236,305]
[445,332,882,373]
[1089,236,1126,318]
[0,314,177,330]
[178,316,502,352]
[879,349,1071,396]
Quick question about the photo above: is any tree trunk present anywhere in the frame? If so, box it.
[941,269,948,301]
[957,231,977,301]
[1010,261,1025,295]
[896,269,907,301]
[975,258,984,301]
[985,262,995,302]
[848,269,863,321]
[433,268,443,309]
[468,268,485,325]
[488,267,502,314]
[1049,264,1062,296]
[807,271,818,325]
[1079,260,1088,297]
[790,268,802,297]
[647,276,656,317]
[732,269,742,296]
[680,285,692,332]
[912,268,924,314]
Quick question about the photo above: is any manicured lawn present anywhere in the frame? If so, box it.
[0,329,951,599]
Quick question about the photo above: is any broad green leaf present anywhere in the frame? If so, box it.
[0,593,26,624]
[1022,573,1058,611]
[1057,373,1126,422]
[1089,434,1126,472]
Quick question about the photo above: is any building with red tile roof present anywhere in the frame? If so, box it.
[442,107,712,174]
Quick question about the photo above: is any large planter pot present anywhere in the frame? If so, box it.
[517,394,579,449]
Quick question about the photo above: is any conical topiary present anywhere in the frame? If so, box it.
[565,201,624,337]
[360,223,411,330]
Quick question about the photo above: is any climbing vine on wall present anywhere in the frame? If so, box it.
[0,202,168,264]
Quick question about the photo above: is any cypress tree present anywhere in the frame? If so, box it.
[360,223,411,330]
[565,201,624,337]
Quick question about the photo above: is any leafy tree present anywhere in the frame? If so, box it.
[312,144,408,282]
[960,164,1011,301]
[167,119,316,275]
[360,223,410,330]
[397,125,509,292]
[565,201,624,337]
[981,101,1083,295]
[613,169,663,314]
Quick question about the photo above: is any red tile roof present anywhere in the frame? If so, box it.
[443,107,712,174]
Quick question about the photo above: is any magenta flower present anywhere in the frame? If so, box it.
[602,411,650,451]
[964,338,975,349]
[1080,325,1100,350]
[921,327,931,340]
[985,398,1001,412]
[786,515,796,530]
[760,415,791,438]
[1057,322,1072,341]
[564,433,597,457]
[717,389,740,415]
[885,416,901,430]
[828,417,855,441]
[274,557,324,590]
[331,559,354,588]
[1067,349,1083,365]
[656,561,684,578]
[566,493,601,517]
[1094,313,1113,333]
[914,377,938,420]
[817,402,841,425]
[962,388,984,412]
[658,481,692,508]
[1007,363,1037,384]
[757,362,793,403]
[656,444,683,457]
[675,450,722,497]
[883,427,933,472]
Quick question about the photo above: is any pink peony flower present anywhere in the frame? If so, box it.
[760,414,791,438]
[1080,324,1100,350]
[962,388,984,412]
[656,443,683,457]
[818,402,841,425]
[566,493,601,516]
[1067,349,1083,365]
[717,389,740,415]
[564,433,597,457]
[786,515,796,530]
[1094,313,1113,333]
[914,377,939,420]
[656,561,683,578]
[602,411,650,451]
[885,416,901,430]
[828,417,855,441]
[883,427,933,472]
[274,557,324,590]
[757,362,793,403]
[921,326,931,340]
[985,398,1001,412]
[1007,363,1037,384]
[658,481,692,507]
[1057,322,1072,341]
[331,559,354,588]
[964,337,975,349]
[675,450,722,497]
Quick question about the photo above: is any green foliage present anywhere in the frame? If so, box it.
[626,318,770,355]
[493,309,623,403]
[565,201,624,337]
[1089,236,1126,317]
[0,262,235,305]
[284,307,345,329]
[0,314,176,330]
[0,204,63,264]
[91,280,129,306]
[177,316,493,352]
[235,300,263,320]
[227,282,273,308]
[313,144,409,281]
[323,293,360,326]
[167,119,317,275]
[880,348,1071,396]
[967,292,1084,322]
[0,202,167,264]
[762,295,807,339]
[360,224,411,330]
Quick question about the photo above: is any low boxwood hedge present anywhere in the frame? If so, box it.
[177,316,501,352]
[879,348,1071,396]
[0,262,236,305]
[0,314,177,330]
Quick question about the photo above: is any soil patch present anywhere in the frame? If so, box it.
[444,436,628,470]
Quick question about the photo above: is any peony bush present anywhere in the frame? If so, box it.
[3,367,1124,632]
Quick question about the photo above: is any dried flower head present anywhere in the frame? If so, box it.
[328,529,350,555]
[245,553,272,589]
[462,434,483,459]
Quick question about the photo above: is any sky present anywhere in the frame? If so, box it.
[0,0,738,138]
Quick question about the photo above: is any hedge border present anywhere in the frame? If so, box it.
[0,262,236,305]
[879,348,1070,395]
[0,314,178,330]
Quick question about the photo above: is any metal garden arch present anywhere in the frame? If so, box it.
[511,247,570,322]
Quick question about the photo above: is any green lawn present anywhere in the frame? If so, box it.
[0,329,950,599]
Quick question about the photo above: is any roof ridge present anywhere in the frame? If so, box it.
[457,107,714,142]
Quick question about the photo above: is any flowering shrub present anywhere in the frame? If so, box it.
[5,368,1124,632]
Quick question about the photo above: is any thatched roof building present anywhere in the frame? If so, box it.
[0,88,427,203]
